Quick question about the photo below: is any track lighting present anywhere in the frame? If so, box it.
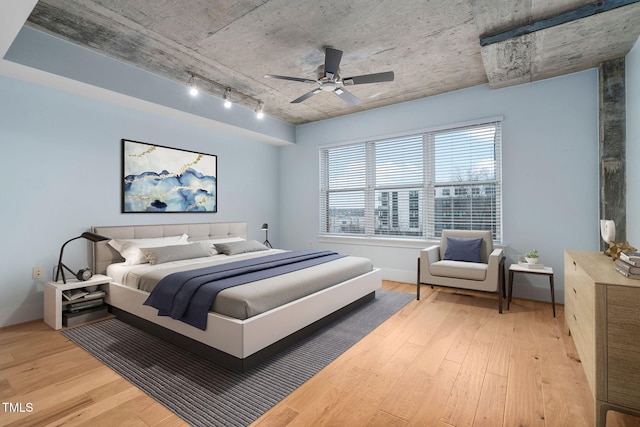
[223,88,232,109]
[187,74,198,96]
[255,102,264,119]
[186,72,265,118]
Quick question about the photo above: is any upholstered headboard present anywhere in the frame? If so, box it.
[92,222,248,275]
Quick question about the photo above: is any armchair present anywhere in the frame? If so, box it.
[417,230,505,313]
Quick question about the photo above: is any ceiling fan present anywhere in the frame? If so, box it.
[265,47,394,105]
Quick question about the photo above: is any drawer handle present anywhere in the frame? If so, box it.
[573,314,577,321]
[573,288,577,294]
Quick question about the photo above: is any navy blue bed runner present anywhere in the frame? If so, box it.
[144,249,344,330]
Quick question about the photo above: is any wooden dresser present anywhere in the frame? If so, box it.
[564,250,640,426]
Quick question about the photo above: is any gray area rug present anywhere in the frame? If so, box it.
[62,289,413,427]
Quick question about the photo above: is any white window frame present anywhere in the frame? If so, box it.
[319,116,503,243]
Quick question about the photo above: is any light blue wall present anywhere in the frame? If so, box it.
[0,76,280,326]
[628,38,640,246]
[4,23,632,326]
[280,70,600,303]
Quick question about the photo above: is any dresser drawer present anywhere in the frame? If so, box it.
[564,254,596,394]
[564,255,579,334]
[607,285,640,410]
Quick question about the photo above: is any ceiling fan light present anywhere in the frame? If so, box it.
[321,81,337,92]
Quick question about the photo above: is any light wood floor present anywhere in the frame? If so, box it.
[2,281,639,427]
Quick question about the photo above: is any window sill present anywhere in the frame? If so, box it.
[318,234,505,250]
[318,235,440,249]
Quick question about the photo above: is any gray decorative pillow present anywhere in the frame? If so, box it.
[214,240,269,255]
[141,243,212,265]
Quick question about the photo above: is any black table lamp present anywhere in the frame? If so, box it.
[55,231,110,283]
[261,223,272,248]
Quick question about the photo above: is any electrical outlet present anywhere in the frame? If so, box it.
[308,240,314,248]
[32,266,44,280]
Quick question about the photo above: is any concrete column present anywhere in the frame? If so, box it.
[599,58,626,249]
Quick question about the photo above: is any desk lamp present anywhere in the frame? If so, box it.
[261,223,272,248]
[55,231,110,283]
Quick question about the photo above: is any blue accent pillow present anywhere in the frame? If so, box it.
[444,237,483,263]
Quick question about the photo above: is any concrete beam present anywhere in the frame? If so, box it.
[479,1,640,90]
[599,58,627,249]
[480,0,640,46]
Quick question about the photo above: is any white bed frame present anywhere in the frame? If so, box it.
[92,222,381,371]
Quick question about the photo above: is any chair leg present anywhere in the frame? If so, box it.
[498,260,504,313]
[416,257,421,301]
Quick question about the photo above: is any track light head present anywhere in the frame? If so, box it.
[255,101,265,119]
[186,72,261,114]
[187,74,198,96]
[223,88,232,108]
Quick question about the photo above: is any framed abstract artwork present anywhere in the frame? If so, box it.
[121,139,217,213]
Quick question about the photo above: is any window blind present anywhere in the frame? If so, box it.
[320,119,502,241]
[428,121,502,240]
[374,135,424,236]
[320,143,367,235]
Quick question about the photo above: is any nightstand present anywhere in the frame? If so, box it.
[44,274,112,330]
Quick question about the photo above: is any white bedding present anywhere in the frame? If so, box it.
[106,248,374,320]
[106,248,284,287]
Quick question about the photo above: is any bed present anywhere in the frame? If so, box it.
[92,222,381,371]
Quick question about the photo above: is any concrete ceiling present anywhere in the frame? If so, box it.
[23,0,640,125]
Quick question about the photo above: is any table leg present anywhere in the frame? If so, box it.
[549,274,556,317]
[508,270,514,310]
[501,260,507,299]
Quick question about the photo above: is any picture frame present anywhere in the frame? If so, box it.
[121,139,217,213]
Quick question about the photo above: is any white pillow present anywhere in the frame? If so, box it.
[195,236,246,254]
[140,243,212,265]
[214,240,269,256]
[108,234,189,265]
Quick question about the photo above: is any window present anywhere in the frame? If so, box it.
[320,119,502,241]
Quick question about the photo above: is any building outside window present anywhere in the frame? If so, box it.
[320,119,502,241]
[409,190,420,229]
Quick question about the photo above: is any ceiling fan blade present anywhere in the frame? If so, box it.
[333,87,361,106]
[291,88,322,103]
[343,71,395,85]
[324,47,343,78]
[265,74,317,84]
